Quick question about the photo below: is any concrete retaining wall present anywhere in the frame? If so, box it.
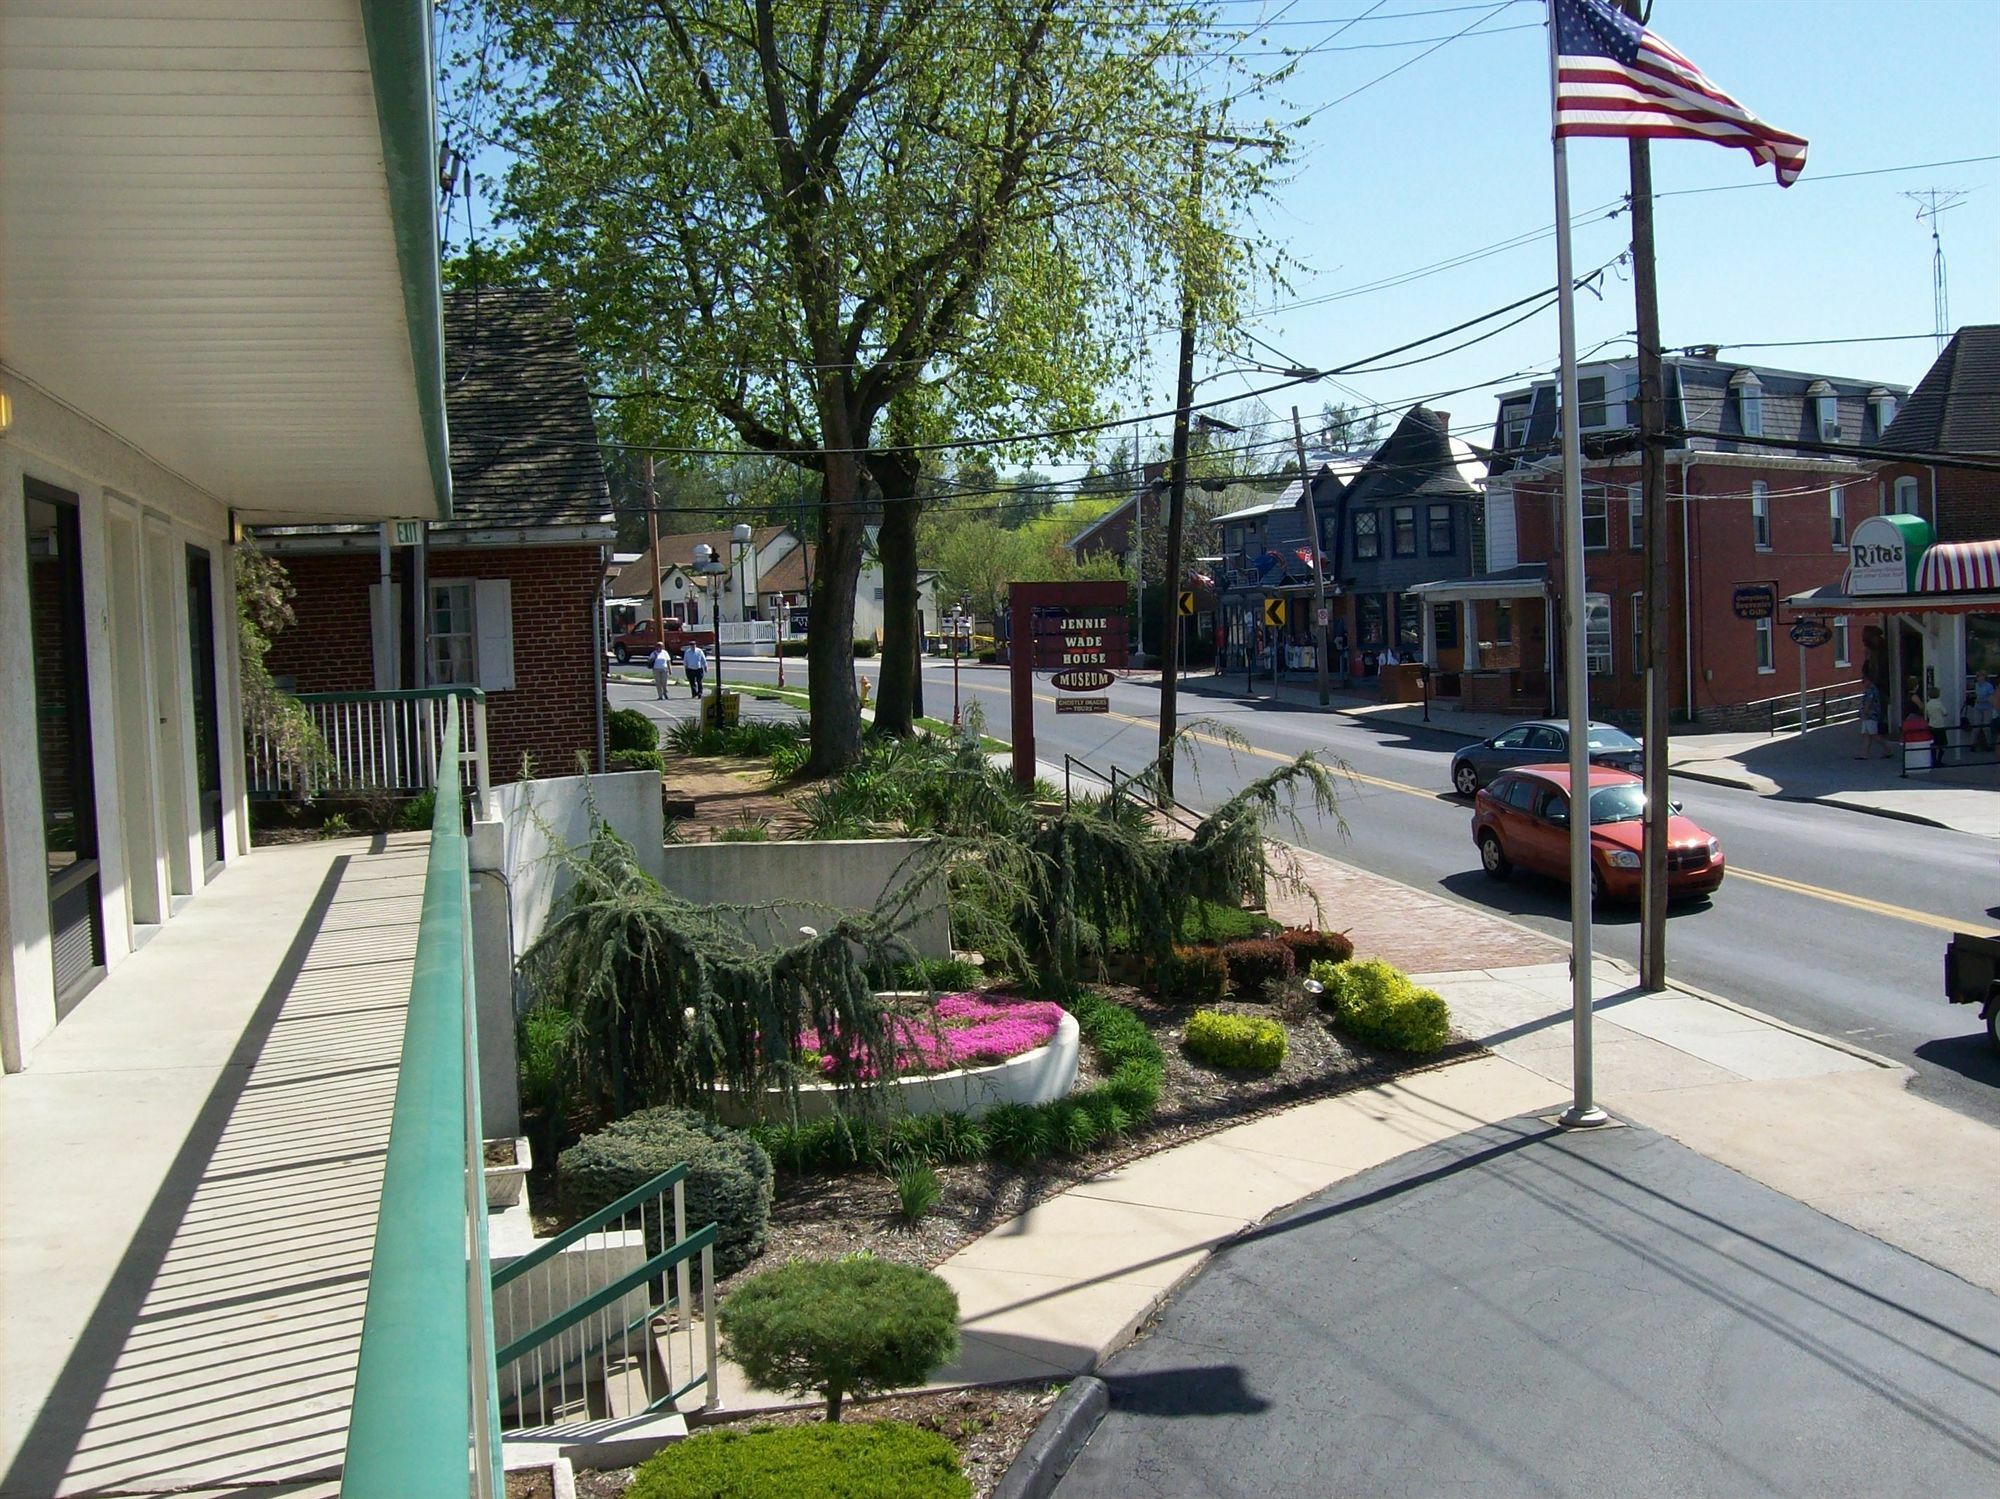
[655,837,951,958]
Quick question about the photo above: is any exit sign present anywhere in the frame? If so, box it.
[392,520,422,546]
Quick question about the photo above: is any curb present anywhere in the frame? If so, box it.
[991,1376,1109,1499]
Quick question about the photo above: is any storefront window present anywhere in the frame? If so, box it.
[1396,595,1422,654]
[1357,594,1386,649]
[1968,615,2000,679]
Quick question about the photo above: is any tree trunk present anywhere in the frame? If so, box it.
[871,448,922,738]
[807,455,867,775]
[826,1386,845,1423]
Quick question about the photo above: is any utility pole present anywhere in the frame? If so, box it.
[1132,426,1146,663]
[1293,407,1330,706]
[644,450,666,638]
[1625,0,1670,992]
[1157,125,1205,800]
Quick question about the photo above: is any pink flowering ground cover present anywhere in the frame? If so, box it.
[799,992,1064,1080]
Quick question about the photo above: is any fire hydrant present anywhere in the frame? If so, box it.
[858,676,872,708]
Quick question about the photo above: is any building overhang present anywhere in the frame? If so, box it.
[1786,584,2000,617]
[0,1,450,523]
[1407,571,1550,603]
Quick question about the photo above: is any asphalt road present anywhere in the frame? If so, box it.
[1055,1118,2000,1499]
[625,656,2000,1126]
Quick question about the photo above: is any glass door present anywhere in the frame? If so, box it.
[26,480,104,1009]
[186,545,225,869]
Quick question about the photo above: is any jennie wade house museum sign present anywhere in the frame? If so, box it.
[1007,580,1130,784]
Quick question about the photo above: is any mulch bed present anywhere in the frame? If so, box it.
[713,984,1482,1290]
[573,1382,1062,1499]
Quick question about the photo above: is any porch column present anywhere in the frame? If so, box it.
[1421,599,1437,666]
[1462,600,1481,669]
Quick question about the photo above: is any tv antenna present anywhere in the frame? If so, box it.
[1902,188,1968,352]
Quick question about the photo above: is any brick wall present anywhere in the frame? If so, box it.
[1873,460,2000,544]
[263,542,606,784]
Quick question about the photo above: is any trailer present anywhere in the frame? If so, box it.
[1943,931,2000,1056]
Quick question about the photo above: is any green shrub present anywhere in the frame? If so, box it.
[1183,899,1277,944]
[628,1420,970,1499]
[1221,937,1295,998]
[666,716,810,759]
[1155,945,1228,1005]
[517,1003,577,1134]
[886,956,985,993]
[1277,927,1354,968]
[558,1107,773,1280]
[716,815,771,842]
[608,707,659,754]
[720,1256,959,1421]
[893,1161,942,1226]
[777,638,810,657]
[1183,1010,1287,1071]
[852,637,879,658]
[396,789,437,831]
[1312,958,1452,1053]
[610,748,667,774]
[768,738,811,781]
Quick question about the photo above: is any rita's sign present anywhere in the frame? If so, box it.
[1845,514,1933,596]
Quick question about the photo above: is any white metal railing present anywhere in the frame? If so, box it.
[247,688,490,811]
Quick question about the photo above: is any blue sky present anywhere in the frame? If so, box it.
[450,1,1999,474]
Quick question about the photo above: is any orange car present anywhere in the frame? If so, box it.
[1471,764,1724,905]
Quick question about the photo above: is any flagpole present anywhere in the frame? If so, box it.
[1546,0,1608,1129]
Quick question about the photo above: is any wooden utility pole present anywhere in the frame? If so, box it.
[1157,126,1205,800]
[643,451,666,636]
[1625,0,1671,990]
[1293,407,1330,706]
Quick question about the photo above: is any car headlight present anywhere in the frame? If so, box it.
[1707,838,1720,859]
[1605,849,1641,868]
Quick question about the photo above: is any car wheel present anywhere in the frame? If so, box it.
[615,644,631,664]
[1589,865,1604,906]
[1478,832,1511,880]
[1454,762,1480,797]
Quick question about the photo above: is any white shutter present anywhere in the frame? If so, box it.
[369,582,402,689]
[473,578,515,691]
[1485,491,1518,572]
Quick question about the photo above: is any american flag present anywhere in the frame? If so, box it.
[1552,0,1807,187]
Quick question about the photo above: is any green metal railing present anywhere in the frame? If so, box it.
[341,695,502,1498]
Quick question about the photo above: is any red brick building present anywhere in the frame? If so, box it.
[259,287,614,780]
[1420,354,1907,727]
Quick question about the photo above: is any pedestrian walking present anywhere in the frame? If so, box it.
[1972,671,1995,752]
[1926,687,1953,760]
[1858,678,1887,759]
[682,641,707,699]
[648,642,673,700]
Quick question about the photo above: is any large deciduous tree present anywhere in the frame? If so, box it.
[462,0,1272,769]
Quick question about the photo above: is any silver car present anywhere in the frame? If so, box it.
[1449,719,1644,797]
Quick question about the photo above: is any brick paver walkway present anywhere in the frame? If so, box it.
[1265,843,1567,973]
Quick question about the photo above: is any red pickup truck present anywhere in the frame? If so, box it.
[610,617,715,664]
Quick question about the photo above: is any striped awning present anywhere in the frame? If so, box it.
[1916,541,2000,594]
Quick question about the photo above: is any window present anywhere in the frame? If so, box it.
[1814,390,1841,442]
[1734,372,1763,436]
[1755,615,1774,673]
[1539,788,1571,825]
[1492,727,1531,749]
[1631,591,1644,674]
[1391,506,1417,557]
[1893,475,1919,515]
[1833,615,1850,668]
[1578,375,1608,429]
[1226,526,1242,557]
[1828,484,1846,547]
[1627,484,1643,550]
[1494,599,1514,646]
[1433,604,1458,650]
[1503,777,1539,812]
[1502,401,1530,449]
[1353,510,1380,560]
[1585,593,1612,675]
[1357,593,1385,648]
[1395,595,1422,653]
[1751,481,1771,549]
[1871,392,1898,436]
[1582,490,1608,551]
[1320,513,1339,559]
[429,583,477,686]
[1525,726,1564,752]
[1427,504,1455,555]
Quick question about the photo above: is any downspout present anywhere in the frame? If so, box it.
[592,559,608,774]
[1681,455,1698,714]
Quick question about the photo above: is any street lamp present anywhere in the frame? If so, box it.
[948,598,968,730]
[691,540,727,722]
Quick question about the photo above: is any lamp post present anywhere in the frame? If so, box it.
[949,598,967,730]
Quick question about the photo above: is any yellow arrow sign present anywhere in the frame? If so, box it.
[1179,591,1196,617]
[1263,596,1285,628]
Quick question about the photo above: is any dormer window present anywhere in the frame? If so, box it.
[1808,380,1840,442]
[1731,370,1763,437]
[1502,401,1530,449]
[1577,375,1608,429]
[1870,389,1898,437]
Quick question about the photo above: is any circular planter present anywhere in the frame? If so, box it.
[716,1008,1080,1124]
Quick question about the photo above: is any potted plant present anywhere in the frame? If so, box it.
[483,1135,532,1210]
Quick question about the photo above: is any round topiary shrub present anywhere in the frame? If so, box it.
[1183,1010,1287,1071]
[557,1106,773,1280]
[1221,936,1295,999]
[628,1420,971,1499]
[1276,927,1354,969]
[720,1255,960,1422]
[609,748,667,774]
[1311,958,1452,1053]
[607,706,659,755]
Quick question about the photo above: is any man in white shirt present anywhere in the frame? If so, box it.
[648,642,673,700]
[681,642,707,699]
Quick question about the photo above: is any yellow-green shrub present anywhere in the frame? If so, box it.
[1311,958,1451,1053]
[1183,1010,1287,1070]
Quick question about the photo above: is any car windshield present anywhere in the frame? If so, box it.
[1588,783,1647,824]
[1586,725,1640,750]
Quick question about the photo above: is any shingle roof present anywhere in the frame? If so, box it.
[440,286,612,528]
[1337,406,1480,507]
[612,528,797,595]
[1875,326,2000,455]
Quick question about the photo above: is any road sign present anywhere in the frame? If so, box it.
[1263,597,1285,627]
[1179,590,1196,617]
[1317,607,1330,629]
[1055,696,1109,714]
[1788,617,1833,648]
[1731,584,1776,620]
